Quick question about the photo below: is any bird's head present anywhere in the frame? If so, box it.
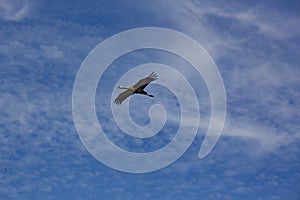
[117,85,127,89]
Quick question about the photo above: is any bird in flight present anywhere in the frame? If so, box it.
[114,72,158,105]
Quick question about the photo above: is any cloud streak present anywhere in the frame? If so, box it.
[0,0,32,21]
[1,0,299,199]
[144,0,300,155]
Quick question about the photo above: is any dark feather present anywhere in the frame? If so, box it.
[133,72,158,90]
[114,90,134,105]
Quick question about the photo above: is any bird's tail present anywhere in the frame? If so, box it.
[147,94,154,98]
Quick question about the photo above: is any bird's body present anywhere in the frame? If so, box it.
[114,72,158,105]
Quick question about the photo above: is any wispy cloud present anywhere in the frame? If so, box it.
[160,0,300,40]
[0,0,32,21]
[143,0,300,156]
[1,0,299,199]
[223,117,300,154]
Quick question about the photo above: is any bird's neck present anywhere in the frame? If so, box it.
[119,86,133,90]
[127,86,135,91]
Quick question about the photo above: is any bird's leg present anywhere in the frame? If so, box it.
[142,90,154,98]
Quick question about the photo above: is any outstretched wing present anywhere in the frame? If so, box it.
[114,90,134,105]
[133,72,158,90]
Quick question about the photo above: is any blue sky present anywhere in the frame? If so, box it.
[1,0,300,199]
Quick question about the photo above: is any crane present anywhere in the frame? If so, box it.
[114,72,158,105]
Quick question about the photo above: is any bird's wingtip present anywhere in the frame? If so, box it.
[149,71,158,79]
[114,99,121,105]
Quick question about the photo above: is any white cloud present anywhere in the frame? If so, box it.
[169,0,300,40]
[40,45,64,59]
[223,117,299,153]
[138,0,300,156]
[0,0,32,21]
[235,6,300,39]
